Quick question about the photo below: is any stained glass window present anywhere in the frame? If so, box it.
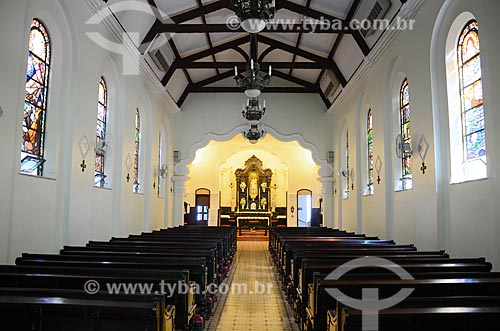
[133,109,141,193]
[345,130,350,198]
[400,78,412,179]
[367,109,374,194]
[22,19,51,175]
[458,20,486,162]
[95,76,108,186]
[158,133,162,196]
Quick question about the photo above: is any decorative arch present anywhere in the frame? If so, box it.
[174,125,332,178]
[95,55,125,190]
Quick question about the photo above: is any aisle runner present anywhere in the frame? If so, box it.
[214,241,294,331]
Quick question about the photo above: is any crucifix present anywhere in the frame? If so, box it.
[80,160,87,172]
[420,162,427,175]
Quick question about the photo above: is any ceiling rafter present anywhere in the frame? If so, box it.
[189,86,318,93]
[170,0,232,24]
[316,0,363,88]
[289,0,312,77]
[161,35,249,87]
[177,68,324,107]
[168,38,193,85]
[139,24,356,37]
[195,0,220,76]
[258,34,347,86]
[135,0,375,108]
[175,62,329,69]
[271,70,330,108]
[281,0,370,56]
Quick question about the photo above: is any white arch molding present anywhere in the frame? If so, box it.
[174,125,333,177]
[171,125,335,228]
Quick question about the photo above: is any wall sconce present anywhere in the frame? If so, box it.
[78,135,90,172]
[125,153,132,182]
[418,135,430,174]
[327,151,334,164]
[159,164,168,179]
[350,167,355,191]
[173,150,180,164]
[153,166,157,190]
[375,155,382,184]
[396,133,413,158]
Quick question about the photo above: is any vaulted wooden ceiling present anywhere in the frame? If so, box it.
[106,0,405,108]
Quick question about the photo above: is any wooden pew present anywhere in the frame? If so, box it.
[315,276,500,331]
[0,287,175,331]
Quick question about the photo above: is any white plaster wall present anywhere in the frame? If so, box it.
[331,0,500,269]
[0,0,175,263]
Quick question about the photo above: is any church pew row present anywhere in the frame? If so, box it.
[314,276,500,331]
[0,288,175,331]
[61,247,218,283]
[327,296,500,331]
[0,226,236,331]
[16,254,208,304]
[268,227,500,331]
[85,240,229,281]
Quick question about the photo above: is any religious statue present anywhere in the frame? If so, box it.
[249,172,259,199]
[260,197,267,210]
[240,182,246,192]
[240,197,246,209]
[261,182,267,192]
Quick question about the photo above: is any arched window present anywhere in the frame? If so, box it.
[366,109,374,195]
[94,76,108,187]
[21,19,51,176]
[399,78,412,189]
[457,20,486,180]
[133,109,141,193]
[343,130,350,199]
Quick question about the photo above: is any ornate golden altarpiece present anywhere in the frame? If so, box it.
[234,156,273,230]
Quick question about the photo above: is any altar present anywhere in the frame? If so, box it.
[234,156,273,235]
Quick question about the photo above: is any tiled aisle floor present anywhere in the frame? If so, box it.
[214,241,295,331]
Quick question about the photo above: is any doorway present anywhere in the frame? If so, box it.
[195,188,210,226]
[297,189,312,228]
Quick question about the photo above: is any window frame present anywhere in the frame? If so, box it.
[133,108,141,193]
[366,109,374,195]
[94,76,108,187]
[21,19,51,177]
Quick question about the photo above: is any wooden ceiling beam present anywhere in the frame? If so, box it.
[189,86,319,93]
[140,23,356,35]
[282,0,369,56]
[258,35,347,86]
[175,62,329,69]
[170,0,232,24]
[161,36,249,86]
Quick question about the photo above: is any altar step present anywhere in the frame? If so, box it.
[237,229,269,241]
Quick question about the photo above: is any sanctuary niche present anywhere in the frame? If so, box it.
[234,156,273,230]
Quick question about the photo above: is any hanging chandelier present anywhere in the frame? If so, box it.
[242,98,266,125]
[234,59,272,98]
[243,124,266,144]
[231,0,276,34]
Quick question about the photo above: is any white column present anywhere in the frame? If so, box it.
[172,175,189,227]
[319,176,335,228]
